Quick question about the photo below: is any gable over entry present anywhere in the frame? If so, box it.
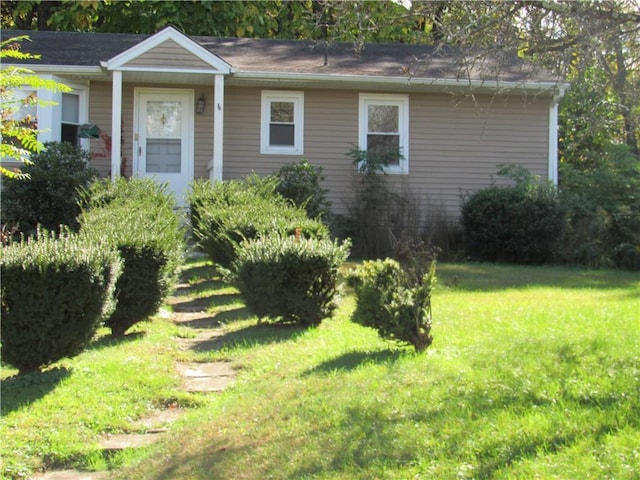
[105,26,231,189]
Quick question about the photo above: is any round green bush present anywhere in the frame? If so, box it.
[460,183,564,264]
[1,142,97,237]
[0,230,121,374]
[79,178,185,337]
[232,234,350,326]
[273,159,332,221]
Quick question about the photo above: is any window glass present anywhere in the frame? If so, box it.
[61,93,81,146]
[61,93,79,123]
[271,102,294,123]
[367,135,400,166]
[359,94,409,174]
[261,91,304,155]
[146,101,182,138]
[269,101,295,146]
[368,105,398,133]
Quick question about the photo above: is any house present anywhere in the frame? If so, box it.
[3,26,565,218]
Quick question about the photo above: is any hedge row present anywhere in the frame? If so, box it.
[80,178,185,337]
[189,175,348,326]
[460,161,640,269]
[0,178,185,374]
[189,176,329,269]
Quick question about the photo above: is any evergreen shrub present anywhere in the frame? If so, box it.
[80,178,185,337]
[273,159,332,221]
[1,142,97,238]
[188,176,329,269]
[460,167,564,264]
[348,257,435,352]
[0,229,121,374]
[232,234,350,326]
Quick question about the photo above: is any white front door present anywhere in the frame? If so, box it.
[134,88,194,201]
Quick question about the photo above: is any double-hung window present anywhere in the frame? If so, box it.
[261,91,304,155]
[61,92,81,146]
[359,93,409,174]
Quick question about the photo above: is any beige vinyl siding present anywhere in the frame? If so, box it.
[87,81,550,219]
[86,81,135,177]
[87,82,111,175]
[124,39,213,70]
[223,88,360,213]
[194,91,213,180]
[222,88,550,218]
[401,93,549,218]
[223,88,262,177]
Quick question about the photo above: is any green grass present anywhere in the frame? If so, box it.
[2,261,639,479]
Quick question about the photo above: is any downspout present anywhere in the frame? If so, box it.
[548,88,565,185]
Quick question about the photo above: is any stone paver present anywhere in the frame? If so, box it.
[176,361,236,393]
[99,432,165,451]
[32,470,109,480]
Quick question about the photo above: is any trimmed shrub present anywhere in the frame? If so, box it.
[1,229,121,374]
[1,142,97,238]
[232,234,351,326]
[460,169,564,264]
[348,257,435,352]
[188,176,329,269]
[80,178,185,337]
[273,159,332,221]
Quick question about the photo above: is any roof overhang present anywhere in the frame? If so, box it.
[228,71,566,96]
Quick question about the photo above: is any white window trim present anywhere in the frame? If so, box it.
[260,90,304,155]
[35,76,90,151]
[358,93,409,174]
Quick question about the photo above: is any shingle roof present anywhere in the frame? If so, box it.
[4,29,558,84]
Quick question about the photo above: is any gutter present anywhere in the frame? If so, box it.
[2,63,105,76]
[231,70,566,94]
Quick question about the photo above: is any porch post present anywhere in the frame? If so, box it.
[111,70,123,181]
[211,74,224,182]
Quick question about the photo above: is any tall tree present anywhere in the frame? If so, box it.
[406,0,640,158]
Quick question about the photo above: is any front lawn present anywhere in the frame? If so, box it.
[2,261,639,479]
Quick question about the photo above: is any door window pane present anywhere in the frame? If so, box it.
[146,101,182,138]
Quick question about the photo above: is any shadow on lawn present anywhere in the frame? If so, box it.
[86,331,147,352]
[304,349,404,376]
[212,322,307,350]
[171,291,243,314]
[1,367,71,415]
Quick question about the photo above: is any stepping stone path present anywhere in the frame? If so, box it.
[33,275,236,480]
